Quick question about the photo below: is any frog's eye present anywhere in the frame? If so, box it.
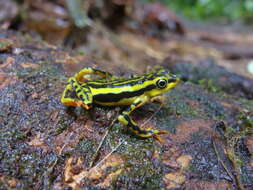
[156,79,167,89]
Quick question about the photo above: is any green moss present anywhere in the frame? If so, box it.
[115,165,163,189]
[107,124,125,147]
[142,0,253,23]
[113,140,164,189]
[0,41,11,50]
[165,90,200,118]
[221,111,253,187]
[198,79,221,93]
[226,111,253,138]
[75,138,97,161]
[165,85,225,121]
[55,123,68,134]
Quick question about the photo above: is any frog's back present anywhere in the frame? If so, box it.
[86,75,156,106]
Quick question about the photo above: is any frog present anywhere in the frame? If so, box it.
[61,67,181,141]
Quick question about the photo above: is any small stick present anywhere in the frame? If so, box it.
[140,103,163,127]
[212,140,234,182]
[91,139,125,170]
[89,116,118,168]
[69,139,124,189]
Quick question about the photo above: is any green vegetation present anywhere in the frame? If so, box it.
[143,0,253,23]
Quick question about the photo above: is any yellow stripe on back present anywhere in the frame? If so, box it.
[90,79,156,96]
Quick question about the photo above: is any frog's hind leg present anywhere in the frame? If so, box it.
[61,77,83,107]
[61,77,92,110]
[118,95,168,142]
[74,67,114,83]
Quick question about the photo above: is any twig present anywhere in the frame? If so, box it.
[226,140,245,190]
[89,116,118,168]
[140,103,163,127]
[92,139,125,170]
[212,139,235,182]
[76,139,124,186]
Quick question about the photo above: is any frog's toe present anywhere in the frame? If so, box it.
[150,130,168,135]
[153,135,164,143]
[81,103,92,110]
[150,130,168,142]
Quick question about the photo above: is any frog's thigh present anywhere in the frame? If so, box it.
[61,84,84,107]
[75,86,93,109]
[61,78,91,110]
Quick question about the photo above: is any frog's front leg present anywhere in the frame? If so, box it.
[151,96,167,104]
[118,96,167,141]
[74,67,114,83]
[61,77,92,110]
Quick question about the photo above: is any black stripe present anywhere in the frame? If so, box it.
[123,115,149,135]
[64,89,76,99]
[123,115,143,133]
[93,69,112,77]
[93,84,156,102]
[76,89,82,93]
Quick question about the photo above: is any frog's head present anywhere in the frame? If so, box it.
[146,69,181,97]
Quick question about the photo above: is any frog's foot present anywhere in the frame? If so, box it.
[152,130,168,143]
[82,103,92,110]
[61,97,91,109]
[118,115,168,142]
[61,98,83,107]
[140,129,168,143]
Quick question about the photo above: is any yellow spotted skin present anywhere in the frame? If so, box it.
[61,67,181,141]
